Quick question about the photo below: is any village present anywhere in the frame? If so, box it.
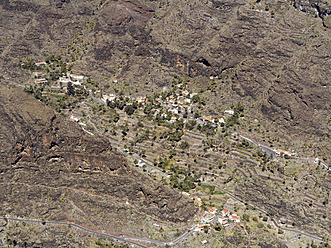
[23,59,237,128]
[18,58,330,248]
[191,195,242,232]
[23,59,298,163]
[22,59,305,186]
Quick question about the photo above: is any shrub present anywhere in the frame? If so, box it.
[242,214,250,222]
[257,222,264,228]
[124,105,135,115]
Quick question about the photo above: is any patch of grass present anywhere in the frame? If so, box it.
[50,94,62,98]
[212,190,225,195]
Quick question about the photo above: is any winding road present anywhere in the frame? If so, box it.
[117,147,329,246]
[0,216,199,247]
[71,93,330,246]
[108,133,329,245]
[0,217,148,248]
[203,184,329,244]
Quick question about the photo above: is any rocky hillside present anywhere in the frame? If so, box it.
[0,85,196,238]
[0,0,330,146]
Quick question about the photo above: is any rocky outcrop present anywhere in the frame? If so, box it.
[0,85,125,173]
[293,0,331,27]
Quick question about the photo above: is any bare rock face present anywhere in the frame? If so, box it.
[0,85,196,231]
[0,85,125,173]
[293,0,331,27]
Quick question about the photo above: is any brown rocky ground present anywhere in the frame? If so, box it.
[0,219,129,248]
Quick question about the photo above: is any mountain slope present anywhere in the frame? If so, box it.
[0,85,196,239]
[0,0,330,146]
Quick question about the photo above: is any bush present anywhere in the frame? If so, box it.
[179,141,190,150]
[242,214,250,222]
[168,130,183,142]
[185,120,196,130]
[257,222,264,228]
[124,105,135,115]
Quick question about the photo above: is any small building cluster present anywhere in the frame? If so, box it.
[273,149,296,157]
[30,67,85,96]
[93,86,234,130]
[192,196,203,207]
[136,97,147,104]
[196,208,241,232]
[70,115,80,122]
[102,94,116,103]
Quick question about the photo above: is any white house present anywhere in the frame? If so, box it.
[72,81,81,86]
[222,209,230,217]
[69,74,84,83]
[201,240,208,245]
[229,214,240,223]
[182,192,190,197]
[136,159,146,167]
[70,115,79,122]
[224,110,234,115]
[34,78,48,84]
[103,94,116,102]
[169,116,177,123]
[184,98,191,104]
[190,93,197,98]
[137,97,147,104]
[35,61,47,66]
[218,118,225,124]
[169,108,179,114]
[58,76,71,84]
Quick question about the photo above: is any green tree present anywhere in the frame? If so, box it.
[242,214,250,222]
[192,94,200,103]
[179,141,190,150]
[67,82,75,96]
[214,223,222,231]
[124,105,135,115]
